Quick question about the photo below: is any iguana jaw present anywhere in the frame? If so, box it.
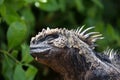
[30,44,52,58]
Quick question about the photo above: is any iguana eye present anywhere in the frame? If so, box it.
[45,36,54,41]
[45,34,59,41]
[38,34,59,42]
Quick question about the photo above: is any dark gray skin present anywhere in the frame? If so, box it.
[30,30,120,80]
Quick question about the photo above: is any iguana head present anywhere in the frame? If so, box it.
[30,26,103,74]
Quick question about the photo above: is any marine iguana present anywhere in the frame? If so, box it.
[30,26,120,80]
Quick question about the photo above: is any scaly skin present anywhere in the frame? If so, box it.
[30,27,120,80]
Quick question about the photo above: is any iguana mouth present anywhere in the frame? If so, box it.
[30,46,51,58]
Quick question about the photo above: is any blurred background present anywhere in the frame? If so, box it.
[0,0,120,80]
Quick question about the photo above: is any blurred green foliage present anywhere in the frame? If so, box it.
[0,0,120,80]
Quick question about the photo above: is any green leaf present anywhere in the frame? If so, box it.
[7,22,27,50]
[11,50,18,58]
[58,0,66,12]
[4,14,21,25]
[26,65,37,80]
[20,8,35,37]
[4,7,21,24]
[21,43,33,63]
[92,0,103,9]
[74,0,84,12]
[5,0,25,11]
[95,21,104,32]
[13,64,26,80]
[106,24,118,40]
[38,0,59,11]
[39,0,47,3]
[21,8,35,28]
[0,5,21,24]
[20,7,35,38]
[0,0,4,5]
[0,4,6,17]
[24,0,35,3]
[104,24,120,48]
[2,54,15,80]
[87,6,97,18]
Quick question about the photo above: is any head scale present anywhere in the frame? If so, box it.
[30,26,103,50]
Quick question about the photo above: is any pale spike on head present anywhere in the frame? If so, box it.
[84,32,99,38]
[91,37,104,42]
[75,25,85,33]
[91,34,102,38]
[74,26,104,48]
[63,28,66,30]
[104,47,110,55]
[42,28,46,32]
[114,50,118,55]
[78,25,85,33]
[104,47,115,55]
[104,48,119,60]
[31,37,35,42]
[38,32,41,34]
[80,26,95,36]
[47,27,50,30]
[76,27,80,33]
[107,48,111,55]
[109,49,114,59]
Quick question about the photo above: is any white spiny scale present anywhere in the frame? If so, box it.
[78,25,85,33]
[75,27,82,34]
[114,50,117,55]
[31,37,35,44]
[84,32,99,38]
[110,49,118,59]
[42,28,46,32]
[107,47,111,55]
[80,27,95,36]
[75,25,85,33]
[74,26,104,46]
[36,34,40,40]
[38,32,41,34]
[107,49,111,55]
[47,27,50,30]
[103,48,118,60]
[75,28,79,33]
[109,49,114,59]
[55,28,58,30]
[91,37,104,42]
[63,28,66,31]
[91,34,102,38]
[75,27,80,33]
[31,37,35,41]
[104,47,109,55]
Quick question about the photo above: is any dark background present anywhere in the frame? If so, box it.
[0,0,120,80]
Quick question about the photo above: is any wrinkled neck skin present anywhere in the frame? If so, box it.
[37,48,120,80]
[47,48,89,80]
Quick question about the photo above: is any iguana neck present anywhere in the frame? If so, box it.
[48,48,88,80]
[81,47,120,74]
